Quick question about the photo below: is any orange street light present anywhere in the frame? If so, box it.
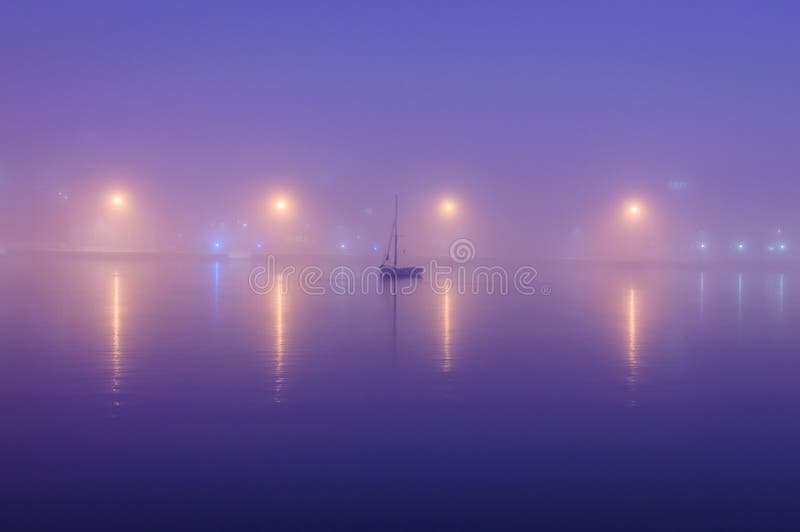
[440,199,457,217]
[110,194,126,209]
[626,201,643,219]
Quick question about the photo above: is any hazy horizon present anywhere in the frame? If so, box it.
[2,2,799,260]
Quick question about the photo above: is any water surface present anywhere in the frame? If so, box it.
[2,257,799,530]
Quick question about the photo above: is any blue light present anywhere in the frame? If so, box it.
[737,242,745,251]
[256,242,263,249]
[212,240,223,250]
[768,242,786,254]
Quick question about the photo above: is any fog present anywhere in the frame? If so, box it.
[2,2,799,260]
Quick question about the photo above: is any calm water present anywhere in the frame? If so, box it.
[2,257,800,530]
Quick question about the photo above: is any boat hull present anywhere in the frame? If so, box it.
[380,265,424,278]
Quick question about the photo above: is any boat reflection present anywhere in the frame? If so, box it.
[391,292,398,363]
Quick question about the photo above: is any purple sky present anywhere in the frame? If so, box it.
[2,1,799,258]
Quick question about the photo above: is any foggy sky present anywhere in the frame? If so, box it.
[2,1,799,259]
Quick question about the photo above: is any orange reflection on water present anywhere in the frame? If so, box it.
[442,290,453,372]
[111,272,121,397]
[626,287,639,389]
[273,274,286,402]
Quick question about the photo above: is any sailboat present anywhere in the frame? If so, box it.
[380,195,424,278]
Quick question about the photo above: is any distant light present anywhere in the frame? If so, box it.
[339,242,347,250]
[737,242,745,251]
[372,243,380,253]
[699,242,707,250]
[213,240,223,250]
[256,242,263,249]
[779,243,787,251]
[270,196,293,217]
[111,194,124,208]
[440,199,457,217]
[626,202,642,219]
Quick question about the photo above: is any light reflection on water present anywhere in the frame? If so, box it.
[699,271,705,318]
[3,258,800,528]
[441,289,453,373]
[214,260,220,317]
[7,259,797,407]
[111,271,121,399]
[273,273,286,402]
[626,287,638,394]
[738,272,744,340]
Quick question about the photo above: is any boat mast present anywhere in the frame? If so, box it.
[393,194,399,267]
[382,195,398,267]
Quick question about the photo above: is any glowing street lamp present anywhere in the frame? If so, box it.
[271,196,291,216]
[440,199,457,217]
[109,193,127,210]
[622,201,644,225]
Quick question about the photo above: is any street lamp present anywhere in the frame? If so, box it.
[440,199,457,217]
[272,196,290,215]
[108,193,129,212]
